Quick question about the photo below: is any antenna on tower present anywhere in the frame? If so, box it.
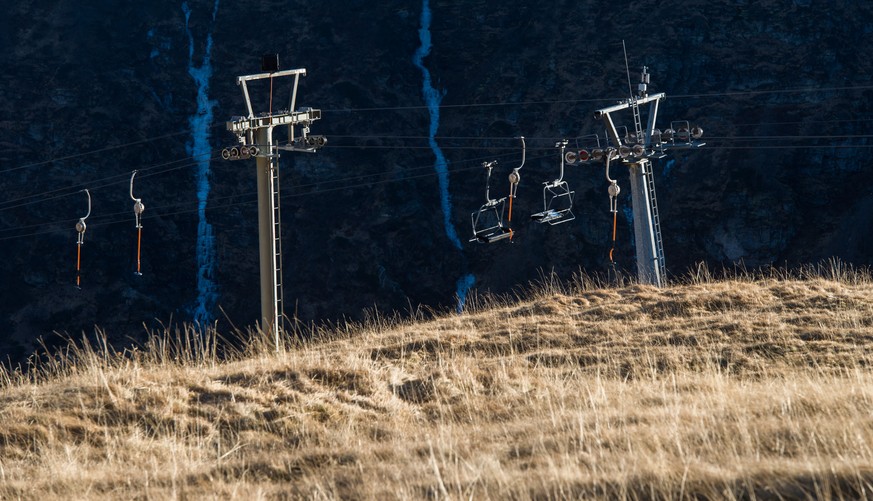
[622,40,634,99]
[75,189,91,289]
[130,170,144,276]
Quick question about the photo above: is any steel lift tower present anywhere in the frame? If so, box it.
[581,67,703,286]
[223,55,326,350]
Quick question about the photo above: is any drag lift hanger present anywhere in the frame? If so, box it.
[506,136,526,225]
[530,140,575,225]
[75,189,91,289]
[578,65,704,286]
[603,148,621,264]
[469,160,513,244]
[222,54,326,351]
[130,170,144,276]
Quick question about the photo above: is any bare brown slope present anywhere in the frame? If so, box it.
[2,277,873,499]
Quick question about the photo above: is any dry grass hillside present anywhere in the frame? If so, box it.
[3,267,873,499]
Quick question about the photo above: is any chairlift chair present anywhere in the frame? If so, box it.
[470,160,513,243]
[531,140,575,225]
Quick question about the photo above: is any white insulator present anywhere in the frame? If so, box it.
[619,146,631,158]
[663,128,675,141]
[230,147,240,158]
[632,144,645,157]
[508,171,520,185]
[608,183,620,197]
[591,149,604,161]
[221,148,231,160]
[76,220,86,234]
[134,200,145,215]
[564,150,578,164]
[691,126,704,139]
[249,146,260,156]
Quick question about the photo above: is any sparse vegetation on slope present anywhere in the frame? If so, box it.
[2,268,873,499]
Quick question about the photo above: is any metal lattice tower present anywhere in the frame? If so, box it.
[223,57,325,350]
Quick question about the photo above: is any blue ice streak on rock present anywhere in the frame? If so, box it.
[455,273,476,310]
[412,0,461,250]
[183,0,220,326]
[412,0,475,312]
[662,158,676,178]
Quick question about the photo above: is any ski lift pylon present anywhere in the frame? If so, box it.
[470,160,513,244]
[531,140,575,225]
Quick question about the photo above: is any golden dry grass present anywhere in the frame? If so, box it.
[3,269,873,499]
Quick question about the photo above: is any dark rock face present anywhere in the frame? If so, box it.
[1,0,872,361]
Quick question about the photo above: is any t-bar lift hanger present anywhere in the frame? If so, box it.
[75,189,91,289]
[130,170,144,276]
[506,136,526,227]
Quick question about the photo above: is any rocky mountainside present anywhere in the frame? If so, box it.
[1,0,872,360]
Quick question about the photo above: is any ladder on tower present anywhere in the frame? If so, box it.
[631,100,644,145]
[270,156,285,329]
[644,162,667,286]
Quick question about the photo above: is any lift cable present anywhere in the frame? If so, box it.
[1,83,870,178]
[321,83,873,113]
[324,132,873,142]
[0,144,527,219]
[0,152,556,242]
[0,150,219,211]
[1,132,871,220]
[0,137,558,215]
[0,137,868,244]
[0,125,222,176]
